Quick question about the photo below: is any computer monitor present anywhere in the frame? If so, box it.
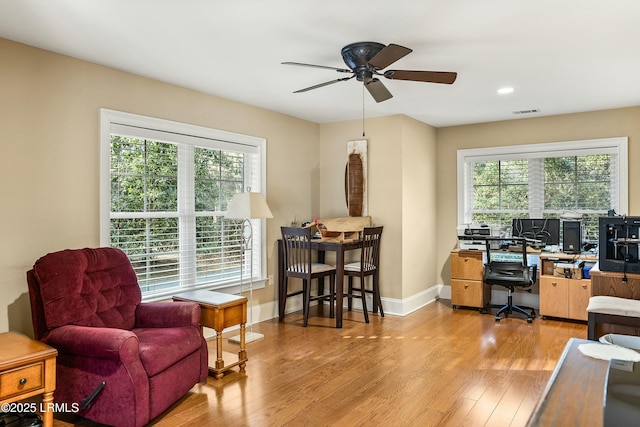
[511,218,560,246]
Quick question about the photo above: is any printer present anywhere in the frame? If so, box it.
[457,224,500,250]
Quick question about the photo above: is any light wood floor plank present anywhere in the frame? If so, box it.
[53,300,587,427]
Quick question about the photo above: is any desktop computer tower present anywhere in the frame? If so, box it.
[562,221,582,254]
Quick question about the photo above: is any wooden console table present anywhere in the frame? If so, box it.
[0,331,57,427]
[528,338,606,426]
[173,290,248,379]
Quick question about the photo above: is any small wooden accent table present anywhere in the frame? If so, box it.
[173,290,248,379]
[0,331,57,427]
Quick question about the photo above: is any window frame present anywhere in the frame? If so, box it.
[456,136,628,227]
[100,109,268,300]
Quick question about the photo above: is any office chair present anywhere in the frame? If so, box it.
[280,226,336,326]
[482,237,537,323]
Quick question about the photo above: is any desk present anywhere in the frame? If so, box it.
[0,331,57,427]
[277,238,363,328]
[539,253,597,321]
[172,290,248,379]
[449,249,598,321]
[528,338,606,426]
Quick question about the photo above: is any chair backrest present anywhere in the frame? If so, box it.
[27,247,142,339]
[361,226,383,271]
[281,227,314,276]
[484,237,529,266]
[483,237,537,287]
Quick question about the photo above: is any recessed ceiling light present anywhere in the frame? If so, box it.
[497,87,514,95]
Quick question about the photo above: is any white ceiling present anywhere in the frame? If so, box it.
[1,0,639,127]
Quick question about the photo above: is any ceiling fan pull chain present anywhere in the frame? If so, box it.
[362,82,366,137]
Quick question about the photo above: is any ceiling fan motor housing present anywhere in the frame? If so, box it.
[341,41,385,82]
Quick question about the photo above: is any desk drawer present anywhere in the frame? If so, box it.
[0,362,43,399]
[568,279,592,321]
[452,279,485,308]
[451,252,483,281]
[540,276,569,318]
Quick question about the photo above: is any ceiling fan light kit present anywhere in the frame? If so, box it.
[283,41,457,103]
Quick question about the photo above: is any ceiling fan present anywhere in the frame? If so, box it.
[282,41,457,103]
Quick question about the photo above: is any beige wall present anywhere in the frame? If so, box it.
[2,36,639,334]
[401,116,438,298]
[319,115,438,301]
[0,38,320,335]
[319,116,404,300]
[435,107,640,287]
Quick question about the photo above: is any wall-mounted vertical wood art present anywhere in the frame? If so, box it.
[345,140,367,217]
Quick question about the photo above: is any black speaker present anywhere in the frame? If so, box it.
[563,220,582,254]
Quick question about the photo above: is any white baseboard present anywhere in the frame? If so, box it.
[379,285,441,316]
[239,284,443,331]
[439,285,540,309]
[207,283,541,340]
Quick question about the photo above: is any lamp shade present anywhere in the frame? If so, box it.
[225,192,273,219]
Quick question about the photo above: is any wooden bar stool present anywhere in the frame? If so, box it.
[344,226,384,323]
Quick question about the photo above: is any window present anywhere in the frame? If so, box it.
[100,109,267,298]
[457,137,628,242]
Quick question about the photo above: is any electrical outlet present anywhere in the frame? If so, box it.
[268,274,273,286]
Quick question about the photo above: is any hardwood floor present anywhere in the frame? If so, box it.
[54,300,587,427]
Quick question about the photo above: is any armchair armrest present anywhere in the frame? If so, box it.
[43,325,139,361]
[135,301,200,328]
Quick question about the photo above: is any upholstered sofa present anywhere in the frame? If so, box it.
[27,247,208,427]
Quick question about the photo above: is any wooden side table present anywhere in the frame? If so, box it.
[173,290,248,379]
[0,331,57,427]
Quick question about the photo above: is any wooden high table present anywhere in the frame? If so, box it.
[277,238,364,328]
[527,338,607,426]
[173,290,248,379]
[0,331,57,427]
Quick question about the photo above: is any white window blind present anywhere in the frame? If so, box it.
[100,109,267,298]
[457,137,628,240]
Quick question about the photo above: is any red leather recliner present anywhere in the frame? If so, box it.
[27,247,208,427]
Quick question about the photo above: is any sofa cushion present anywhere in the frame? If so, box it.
[32,247,141,331]
[134,326,203,377]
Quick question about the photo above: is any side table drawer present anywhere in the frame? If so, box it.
[0,362,43,399]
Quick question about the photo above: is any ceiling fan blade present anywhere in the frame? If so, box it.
[365,78,393,103]
[293,76,354,93]
[384,70,457,84]
[282,61,352,74]
[367,43,412,70]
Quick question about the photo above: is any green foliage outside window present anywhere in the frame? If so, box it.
[194,147,244,212]
[110,135,247,293]
[471,154,613,241]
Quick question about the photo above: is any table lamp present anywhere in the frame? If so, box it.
[224,191,273,343]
